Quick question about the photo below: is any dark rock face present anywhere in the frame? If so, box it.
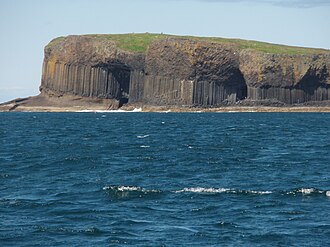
[239,51,330,104]
[143,39,247,105]
[40,35,330,107]
[41,35,144,105]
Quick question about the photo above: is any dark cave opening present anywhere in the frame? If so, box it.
[236,81,248,101]
[223,69,248,102]
[193,68,248,105]
[233,69,248,101]
[293,67,329,102]
[296,75,325,95]
[119,97,129,107]
[99,62,131,107]
[111,67,130,107]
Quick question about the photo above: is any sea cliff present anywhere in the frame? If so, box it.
[1,33,330,111]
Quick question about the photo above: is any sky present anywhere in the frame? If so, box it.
[0,0,329,103]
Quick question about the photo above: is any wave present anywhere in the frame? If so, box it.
[103,185,330,198]
[175,187,230,193]
[33,225,105,236]
[297,188,317,194]
[0,198,47,208]
[103,185,160,193]
[174,187,272,195]
[137,134,149,138]
[103,185,162,200]
[177,187,330,197]
[110,219,153,227]
[175,187,330,196]
[284,188,328,196]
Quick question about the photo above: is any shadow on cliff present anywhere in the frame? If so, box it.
[293,66,329,103]
[96,62,131,107]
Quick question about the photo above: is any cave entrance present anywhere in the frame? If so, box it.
[111,66,130,107]
[192,68,247,105]
[294,67,329,103]
[235,81,248,101]
[219,70,247,104]
[100,62,131,107]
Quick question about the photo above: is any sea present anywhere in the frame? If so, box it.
[0,112,329,246]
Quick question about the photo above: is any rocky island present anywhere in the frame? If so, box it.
[1,33,330,112]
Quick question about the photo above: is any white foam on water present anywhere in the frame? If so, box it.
[103,185,142,191]
[175,187,273,195]
[326,191,330,197]
[247,190,273,195]
[137,135,149,138]
[117,186,143,192]
[298,188,315,194]
[140,145,150,148]
[175,187,230,193]
[103,185,160,193]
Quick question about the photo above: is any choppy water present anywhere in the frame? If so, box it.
[1,112,329,246]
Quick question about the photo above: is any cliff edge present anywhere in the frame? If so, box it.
[2,33,330,111]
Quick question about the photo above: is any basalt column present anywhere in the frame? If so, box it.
[98,63,131,106]
[192,74,247,105]
[144,39,247,106]
[240,51,330,104]
[40,34,330,108]
[41,60,132,105]
[128,70,145,103]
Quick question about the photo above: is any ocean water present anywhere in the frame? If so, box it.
[0,112,329,246]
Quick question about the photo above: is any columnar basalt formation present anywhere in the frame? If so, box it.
[142,39,247,106]
[41,36,145,108]
[39,34,330,108]
[239,51,330,104]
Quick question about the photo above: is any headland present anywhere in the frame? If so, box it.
[1,33,330,112]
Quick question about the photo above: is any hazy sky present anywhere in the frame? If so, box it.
[0,0,329,102]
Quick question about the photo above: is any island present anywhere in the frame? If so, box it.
[1,33,330,112]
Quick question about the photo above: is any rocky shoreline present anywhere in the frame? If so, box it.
[1,94,330,112]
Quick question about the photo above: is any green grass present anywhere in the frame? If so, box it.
[204,37,330,55]
[84,33,167,53]
[49,33,330,55]
[46,36,66,49]
[104,33,166,53]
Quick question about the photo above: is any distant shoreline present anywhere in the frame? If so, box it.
[1,95,330,113]
[1,105,330,113]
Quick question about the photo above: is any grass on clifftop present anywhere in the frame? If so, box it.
[105,33,165,53]
[201,36,330,55]
[51,33,330,55]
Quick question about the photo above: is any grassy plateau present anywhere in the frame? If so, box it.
[49,33,330,55]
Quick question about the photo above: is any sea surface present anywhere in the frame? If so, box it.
[0,112,329,246]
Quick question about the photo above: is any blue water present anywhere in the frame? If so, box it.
[0,112,329,246]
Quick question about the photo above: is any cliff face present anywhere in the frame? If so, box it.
[239,51,330,103]
[40,34,330,107]
[142,39,246,105]
[41,36,144,106]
